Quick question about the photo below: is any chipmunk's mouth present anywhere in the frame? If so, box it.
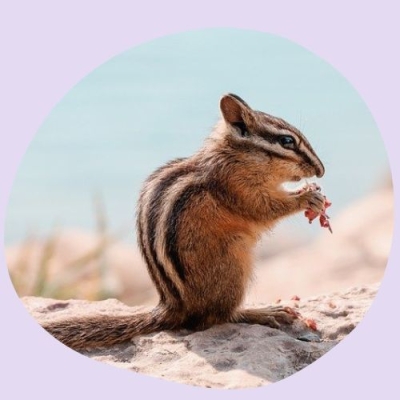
[282,176,319,194]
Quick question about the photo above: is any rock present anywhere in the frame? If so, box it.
[22,284,378,389]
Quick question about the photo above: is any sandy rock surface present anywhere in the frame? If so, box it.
[23,284,378,389]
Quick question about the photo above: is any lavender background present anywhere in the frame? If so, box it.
[1,1,398,399]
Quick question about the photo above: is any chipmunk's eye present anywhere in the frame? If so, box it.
[278,135,295,148]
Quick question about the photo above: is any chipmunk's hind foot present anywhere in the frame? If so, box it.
[232,306,322,342]
[233,306,299,328]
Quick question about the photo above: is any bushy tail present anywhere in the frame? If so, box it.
[41,306,179,351]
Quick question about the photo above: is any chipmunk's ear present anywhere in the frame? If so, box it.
[220,94,253,125]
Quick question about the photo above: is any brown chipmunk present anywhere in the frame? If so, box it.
[42,94,325,350]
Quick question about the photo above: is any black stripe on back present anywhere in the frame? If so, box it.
[145,161,195,302]
[165,184,205,282]
[137,211,167,303]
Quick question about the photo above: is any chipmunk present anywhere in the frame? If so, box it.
[42,94,325,350]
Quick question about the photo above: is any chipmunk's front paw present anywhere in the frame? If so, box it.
[299,191,325,213]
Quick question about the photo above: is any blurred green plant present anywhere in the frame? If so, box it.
[8,194,124,301]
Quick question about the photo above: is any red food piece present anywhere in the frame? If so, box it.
[304,208,319,222]
[304,318,318,331]
[300,183,333,233]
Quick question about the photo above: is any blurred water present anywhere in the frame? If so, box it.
[5,29,390,245]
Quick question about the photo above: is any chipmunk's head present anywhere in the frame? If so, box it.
[218,93,325,185]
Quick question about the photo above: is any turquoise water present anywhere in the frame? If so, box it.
[5,29,390,245]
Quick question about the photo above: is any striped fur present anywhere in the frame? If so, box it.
[42,94,326,350]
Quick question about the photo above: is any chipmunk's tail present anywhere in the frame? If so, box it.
[41,306,180,351]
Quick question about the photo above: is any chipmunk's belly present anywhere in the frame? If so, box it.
[177,198,258,320]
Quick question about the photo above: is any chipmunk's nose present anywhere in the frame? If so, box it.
[315,162,325,178]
